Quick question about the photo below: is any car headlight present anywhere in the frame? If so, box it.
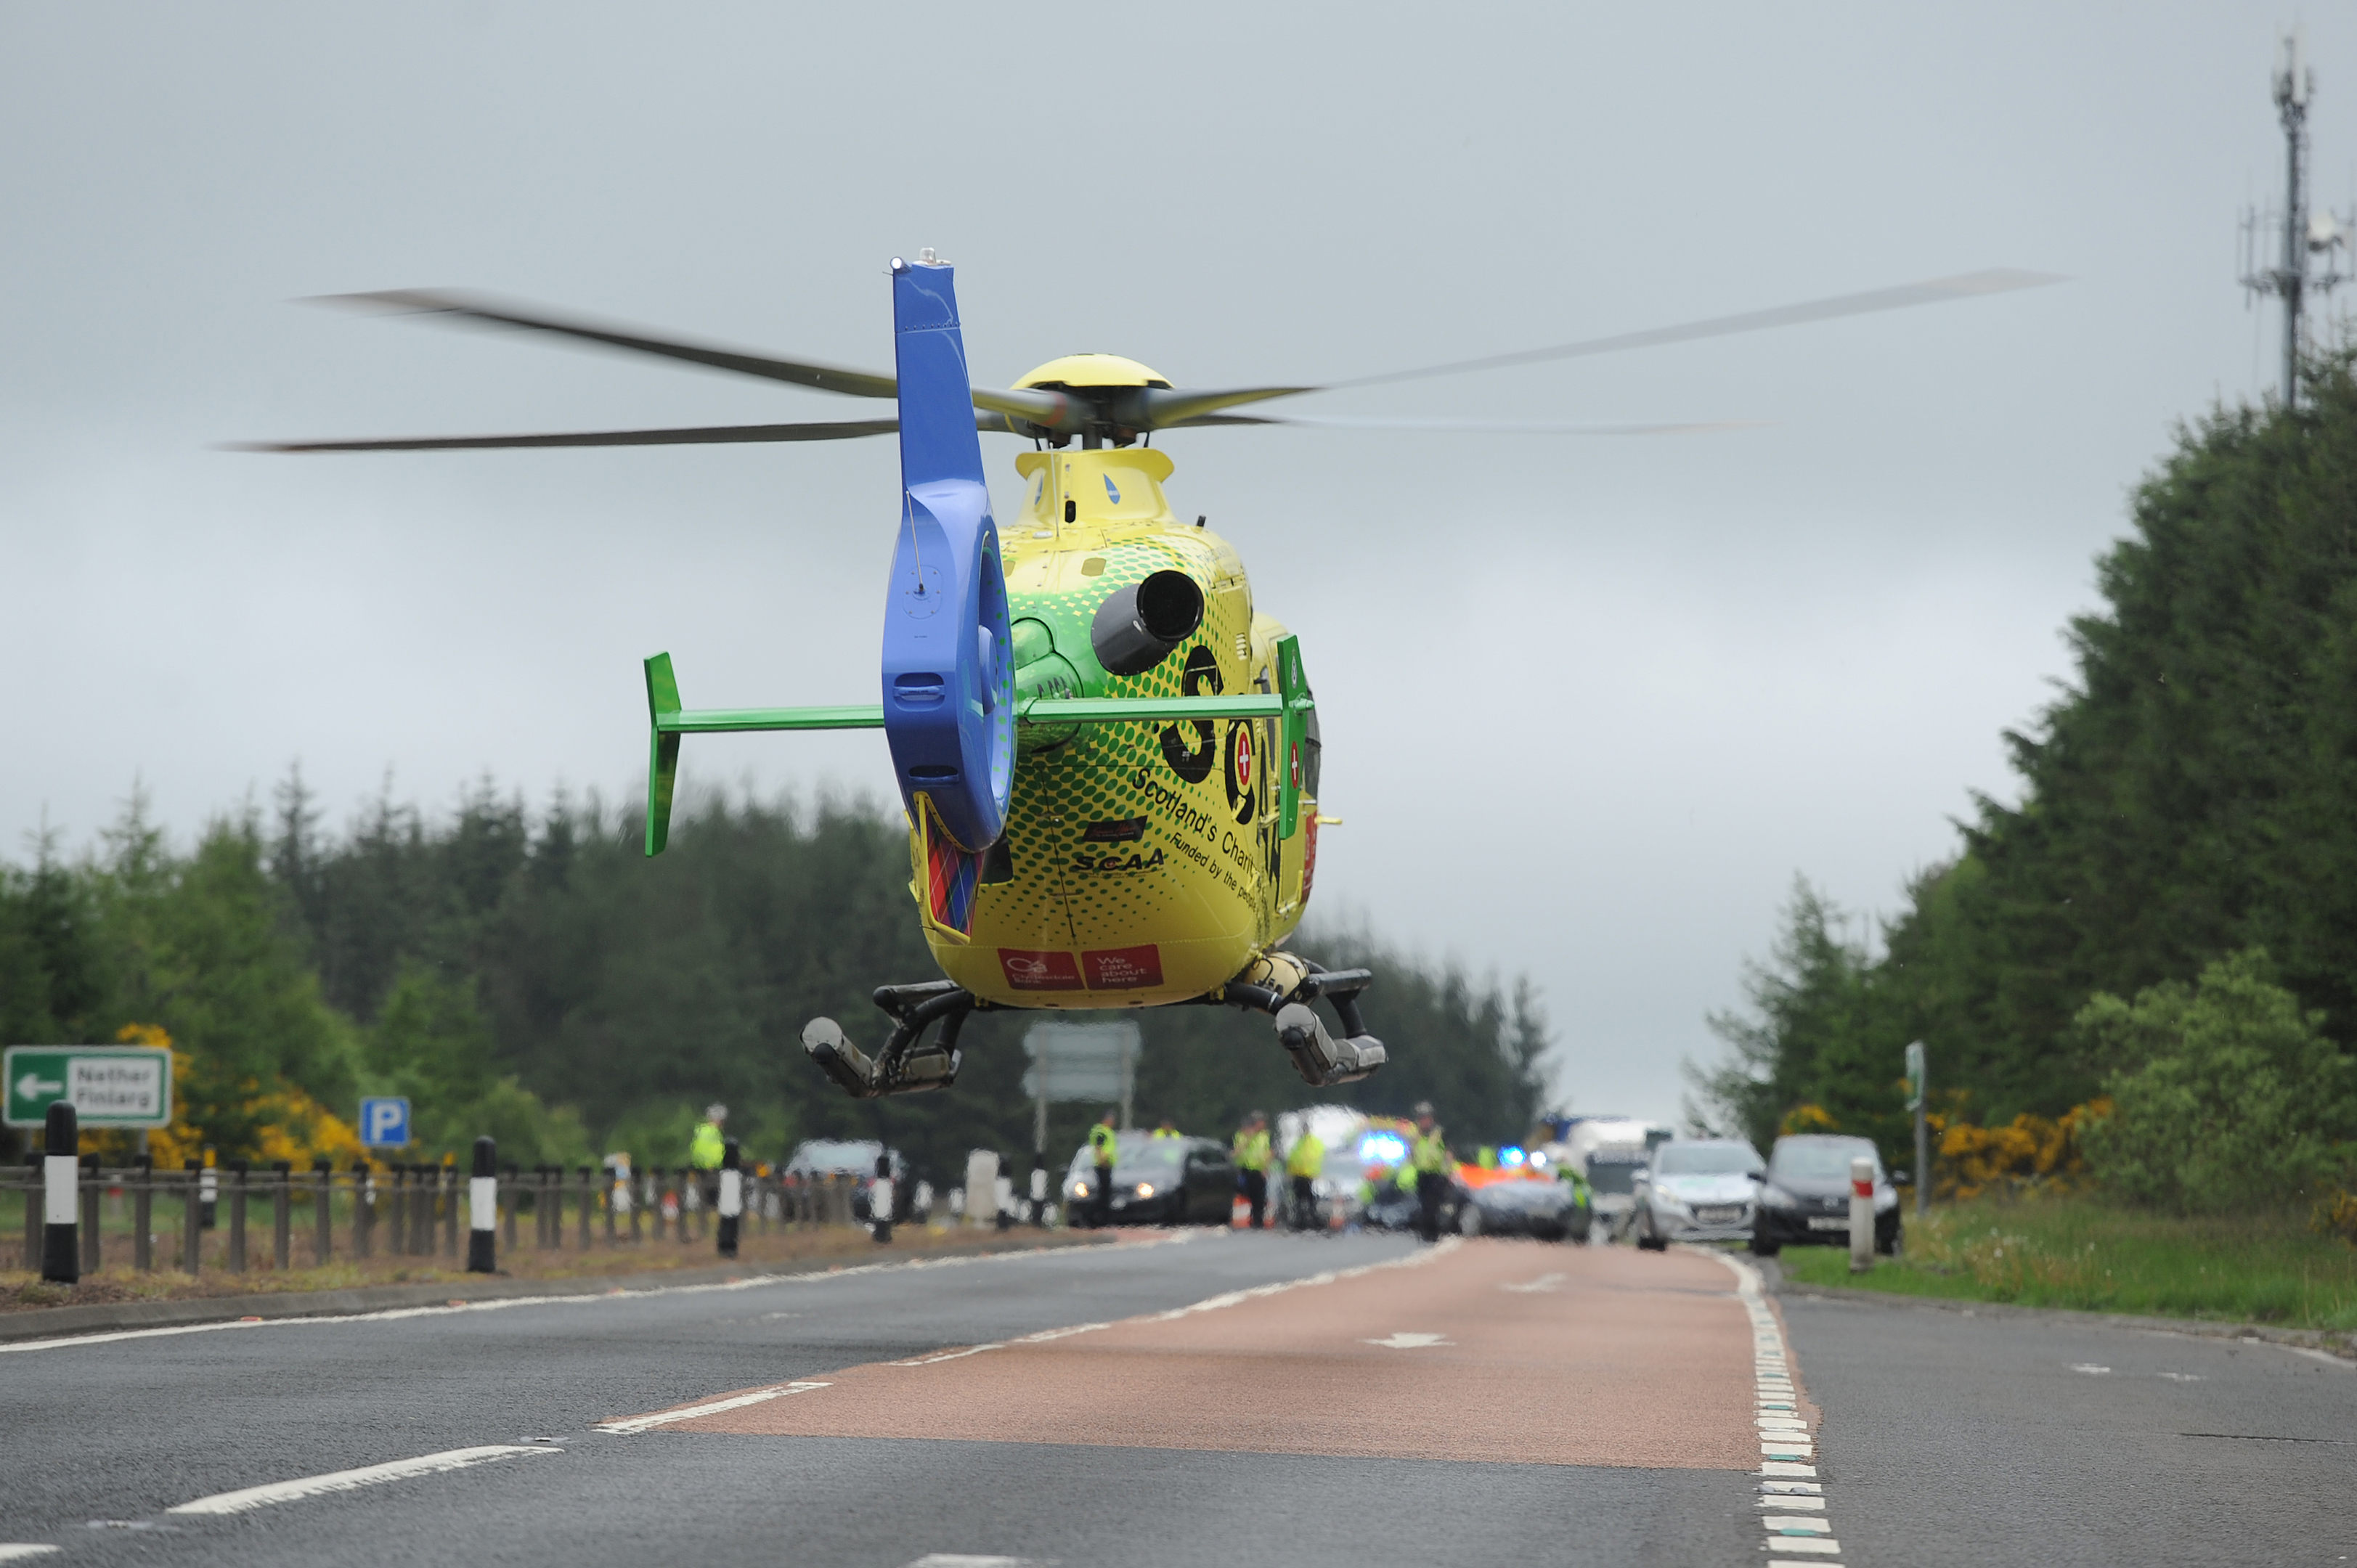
[1135,1183,1155,1198]
[1759,1185,1797,1209]
[1072,1183,1091,1198]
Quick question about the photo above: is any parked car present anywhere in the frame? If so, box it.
[1749,1134,1903,1257]
[1630,1138,1764,1250]
[1063,1132,1234,1226]
[784,1139,909,1222]
[1457,1169,1591,1241]
[1583,1144,1651,1240]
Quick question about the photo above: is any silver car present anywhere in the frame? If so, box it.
[1631,1138,1764,1249]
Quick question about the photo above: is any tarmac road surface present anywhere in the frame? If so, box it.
[0,1228,2348,1567]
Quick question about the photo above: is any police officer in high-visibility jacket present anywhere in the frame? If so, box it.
[1150,1118,1182,1140]
[1409,1101,1452,1244]
[1087,1110,1120,1228]
[690,1103,728,1213]
[1232,1111,1272,1229]
[1285,1128,1325,1232]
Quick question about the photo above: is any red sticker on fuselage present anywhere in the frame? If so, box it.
[998,949,1085,990]
[1083,945,1164,990]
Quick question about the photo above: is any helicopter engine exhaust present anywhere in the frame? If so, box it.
[1091,570,1204,677]
[1274,1003,1388,1087]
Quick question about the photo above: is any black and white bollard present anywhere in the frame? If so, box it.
[716,1139,742,1259]
[1849,1155,1876,1274]
[870,1151,895,1246]
[41,1102,78,1284]
[466,1136,497,1274]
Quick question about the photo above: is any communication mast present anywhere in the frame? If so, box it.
[2239,27,2355,407]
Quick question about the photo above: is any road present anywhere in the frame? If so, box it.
[0,1230,2348,1567]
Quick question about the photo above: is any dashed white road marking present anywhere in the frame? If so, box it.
[902,1556,1036,1567]
[1363,1332,1452,1349]
[2070,1363,2112,1375]
[166,1445,558,1516]
[0,1548,60,1561]
[594,1381,831,1435]
[1499,1272,1566,1293]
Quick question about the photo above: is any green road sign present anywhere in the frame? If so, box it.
[4,1046,173,1129]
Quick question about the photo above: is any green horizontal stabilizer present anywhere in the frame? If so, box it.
[1019,694,1287,725]
[639,650,1310,858]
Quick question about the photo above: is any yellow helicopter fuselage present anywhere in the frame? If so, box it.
[909,446,1321,1009]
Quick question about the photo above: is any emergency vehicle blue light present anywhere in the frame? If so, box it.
[1500,1146,1526,1167]
[1359,1132,1408,1164]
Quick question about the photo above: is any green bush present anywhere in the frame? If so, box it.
[2076,950,2355,1213]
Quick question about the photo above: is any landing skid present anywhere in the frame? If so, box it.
[802,954,1385,1101]
[802,980,977,1099]
[1203,952,1388,1087]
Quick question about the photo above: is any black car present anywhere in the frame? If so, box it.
[1749,1134,1903,1257]
[1064,1133,1234,1226]
[1457,1175,1591,1241]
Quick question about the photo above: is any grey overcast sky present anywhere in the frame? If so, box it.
[3,4,2350,1124]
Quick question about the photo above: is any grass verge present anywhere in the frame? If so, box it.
[0,1223,1072,1312]
[1775,1193,2357,1332]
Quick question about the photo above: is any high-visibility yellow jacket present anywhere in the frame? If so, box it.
[1150,1127,1181,1140]
[1088,1123,1119,1164]
[1285,1133,1324,1179]
[1410,1128,1450,1174]
[689,1122,725,1170]
[1232,1128,1271,1172]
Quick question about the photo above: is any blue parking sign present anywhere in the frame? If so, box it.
[360,1097,412,1149]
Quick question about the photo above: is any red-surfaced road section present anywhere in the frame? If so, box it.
[632,1239,1759,1469]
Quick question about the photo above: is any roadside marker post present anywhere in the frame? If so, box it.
[1849,1156,1875,1274]
[354,1158,375,1259]
[717,1139,742,1259]
[41,1102,78,1284]
[467,1137,497,1275]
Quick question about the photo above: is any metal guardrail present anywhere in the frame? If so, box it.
[5,1158,873,1278]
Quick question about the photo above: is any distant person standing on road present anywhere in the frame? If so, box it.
[690,1103,727,1209]
[1233,1111,1271,1229]
[1285,1126,1324,1231]
[1409,1102,1451,1244]
[1088,1110,1120,1227]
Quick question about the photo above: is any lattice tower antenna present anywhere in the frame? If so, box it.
[2241,27,2355,407]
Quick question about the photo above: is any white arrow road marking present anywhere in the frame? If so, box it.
[167,1445,558,1516]
[595,1381,831,1434]
[1362,1332,1452,1349]
[1498,1273,1566,1293]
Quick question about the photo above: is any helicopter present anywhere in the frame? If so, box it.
[254,257,2057,1099]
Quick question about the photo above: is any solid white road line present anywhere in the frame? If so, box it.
[166,1445,558,1516]
[0,1235,1200,1355]
[594,1381,832,1435]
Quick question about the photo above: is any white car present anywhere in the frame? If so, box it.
[1631,1138,1764,1249]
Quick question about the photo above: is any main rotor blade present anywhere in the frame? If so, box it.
[1338,269,2067,388]
[232,418,903,452]
[1176,412,1756,435]
[312,289,903,400]
[1126,385,1319,428]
